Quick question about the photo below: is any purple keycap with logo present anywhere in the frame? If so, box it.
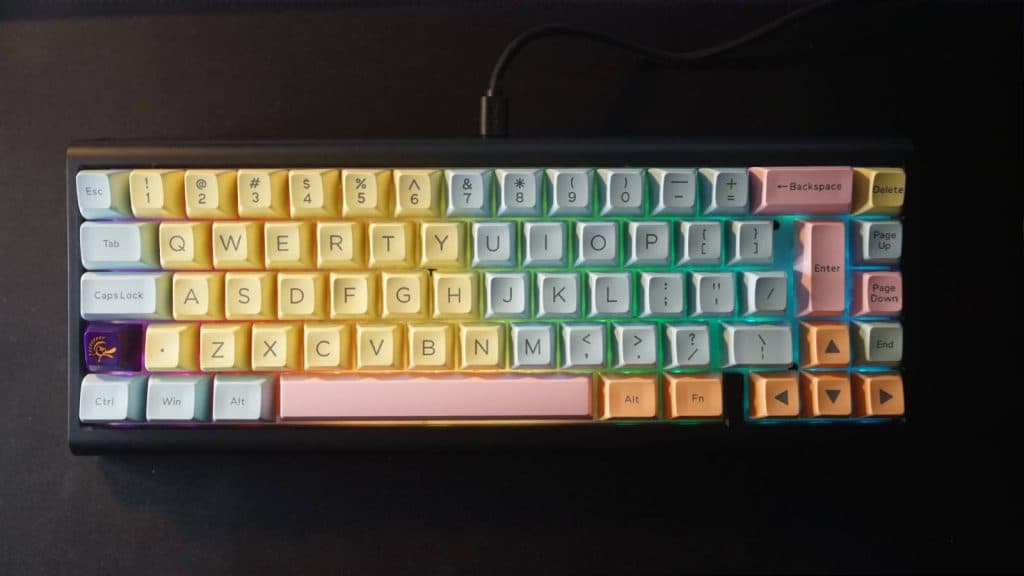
[83,323,142,372]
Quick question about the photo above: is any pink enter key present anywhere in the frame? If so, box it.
[854,271,903,316]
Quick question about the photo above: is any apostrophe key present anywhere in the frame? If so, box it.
[69,141,908,451]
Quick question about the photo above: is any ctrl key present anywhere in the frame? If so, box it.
[79,374,146,423]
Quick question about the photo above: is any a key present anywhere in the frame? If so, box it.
[80,222,159,270]
[80,272,171,320]
[639,272,684,317]
[472,221,517,267]
[83,323,142,372]
[854,271,902,316]
[599,374,657,419]
[741,271,787,316]
[677,221,721,265]
[648,168,697,216]
[699,168,748,215]
[587,272,632,317]
[76,170,131,219]
[690,272,734,317]
[664,323,710,368]
[497,168,543,216]
[855,220,902,264]
[853,321,903,365]
[750,166,852,214]
[627,221,670,266]
[511,324,556,368]
[561,323,605,368]
[853,167,906,215]
[79,374,147,423]
[723,323,793,367]
[536,273,580,319]
[485,272,529,319]
[748,371,800,418]
[730,220,774,265]
[446,169,492,217]
[173,271,226,320]
[523,222,567,267]
[212,375,275,422]
[795,220,845,316]
[547,168,593,216]
[146,375,212,422]
[598,168,645,215]
[613,323,657,368]
[575,222,619,266]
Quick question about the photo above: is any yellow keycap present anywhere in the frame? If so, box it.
[303,323,352,370]
[130,169,185,218]
[394,169,442,217]
[356,323,404,369]
[317,222,364,269]
[459,323,505,369]
[251,323,300,371]
[212,221,263,270]
[160,222,212,270]
[329,272,378,319]
[145,323,199,372]
[277,272,328,320]
[420,222,466,268]
[342,169,392,217]
[853,167,906,215]
[408,323,454,369]
[185,170,238,219]
[200,322,251,371]
[432,272,477,319]
[289,169,340,218]
[265,221,314,269]
[368,222,415,268]
[237,169,289,218]
[382,271,429,319]
[225,272,276,320]
[173,272,225,320]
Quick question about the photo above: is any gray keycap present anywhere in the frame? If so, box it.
[598,168,645,215]
[588,272,632,317]
[524,222,567,267]
[485,272,529,318]
[576,221,619,266]
[690,272,735,317]
[723,323,793,367]
[547,168,593,216]
[445,169,492,217]
[213,375,275,421]
[639,272,685,317]
[472,221,517,267]
[649,168,697,215]
[627,221,670,266]
[854,321,903,365]
[511,324,556,368]
[742,271,787,316]
[613,323,658,368]
[79,374,146,422]
[497,168,542,216]
[700,168,749,214]
[664,324,710,368]
[677,221,721,265]
[146,374,212,422]
[561,323,605,368]
[856,220,902,264]
[536,272,580,318]
[730,220,774,265]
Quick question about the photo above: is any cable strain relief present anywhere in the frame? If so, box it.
[480,91,508,138]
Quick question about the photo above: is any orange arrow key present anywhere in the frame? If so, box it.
[749,371,799,419]
[800,321,850,367]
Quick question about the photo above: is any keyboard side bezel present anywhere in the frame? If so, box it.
[67,139,912,453]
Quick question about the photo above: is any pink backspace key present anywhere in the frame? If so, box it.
[795,220,846,317]
[751,166,853,214]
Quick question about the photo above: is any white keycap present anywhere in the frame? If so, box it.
[547,169,593,216]
[723,323,793,367]
[598,168,645,215]
[523,222,567,267]
[561,323,605,368]
[146,375,212,421]
[690,272,735,317]
[588,272,632,317]
[446,169,492,217]
[856,220,902,264]
[213,375,274,421]
[76,170,131,219]
[536,273,580,318]
[729,220,774,265]
[576,222,619,266]
[613,323,658,368]
[649,168,697,215]
[472,222,517,267]
[665,324,711,368]
[79,374,147,422]
[511,324,556,368]
[80,222,159,270]
[639,272,684,317]
[627,221,671,266]
[80,272,171,320]
[485,272,529,318]
[742,271,787,316]
[677,221,722,265]
[700,168,749,214]
[497,169,543,216]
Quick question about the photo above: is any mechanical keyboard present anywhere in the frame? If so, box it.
[67,140,908,451]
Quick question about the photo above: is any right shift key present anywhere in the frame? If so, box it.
[750,166,852,214]
[796,220,846,317]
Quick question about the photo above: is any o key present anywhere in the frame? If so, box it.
[750,166,852,214]
[795,220,846,317]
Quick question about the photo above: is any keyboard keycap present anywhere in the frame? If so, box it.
[289,169,340,218]
[536,272,579,319]
[795,220,845,317]
[639,272,684,317]
[699,168,748,214]
[238,169,289,218]
[83,323,142,372]
[252,323,302,371]
[855,220,902,264]
[80,221,159,270]
[130,169,186,218]
[599,374,657,419]
[342,169,391,217]
[79,374,146,423]
[159,221,212,270]
[279,374,593,420]
[80,271,171,320]
[853,321,903,365]
[799,321,850,368]
[278,271,328,320]
[420,222,465,268]
[382,271,428,319]
[368,222,415,269]
[853,373,905,417]
[213,221,264,270]
[664,323,710,368]
[472,221,517,267]
[854,271,903,316]
[750,166,852,214]
[431,272,477,319]
[407,324,454,369]
[225,271,276,320]
[748,371,799,419]
[497,169,542,216]
[212,375,274,422]
[690,272,734,317]
[664,374,723,418]
[852,167,906,215]
[511,324,556,369]
[587,272,632,318]
[485,272,529,318]
[185,169,237,219]
[76,170,131,219]
[723,323,793,367]
[173,271,225,320]
[561,323,605,368]
[612,323,657,368]
[329,272,378,319]
[355,323,403,369]
[677,221,721,265]
[394,169,442,217]
[458,323,505,369]
[144,322,200,372]
[523,222,568,267]
[576,222,619,266]
[146,375,212,422]
[598,168,645,215]
[200,322,251,371]
[729,220,773,265]
[317,221,365,270]
[800,372,852,417]
[648,168,697,216]
[627,221,670,266]
[303,323,353,370]
[547,168,593,216]
[445,169,492,217]
[741,271,787,316]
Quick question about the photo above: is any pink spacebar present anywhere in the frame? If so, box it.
[278,374,594,420]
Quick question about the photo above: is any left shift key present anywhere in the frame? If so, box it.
[80,272,171,320]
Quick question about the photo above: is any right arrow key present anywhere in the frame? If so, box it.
[853,373,905,417]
